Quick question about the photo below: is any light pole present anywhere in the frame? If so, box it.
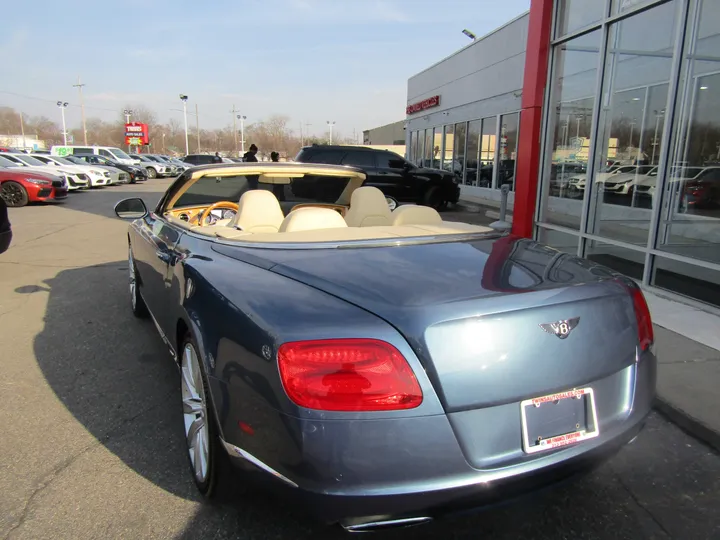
[179,95,189,155]
[57,101,69,145]
[162,133,166,154]
[651,109,665,164]
[231,106,238,156]
[327,120,335,144]
[123,109,133,152]
[238,115,246,153]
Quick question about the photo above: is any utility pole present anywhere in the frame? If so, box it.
[19,111,26,150]
[195,103,200,153]
[239,115,247,153]
[231,105,238,156]
[327,121,335,144]
[57,101,69,146]
[300,121,303,147]
[73,76,88,144]
[179,95,189,155]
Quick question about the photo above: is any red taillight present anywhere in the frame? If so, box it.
[277,339,423,411]
[619,281,654,352]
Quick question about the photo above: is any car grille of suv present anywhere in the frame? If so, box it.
[77,174,89,181]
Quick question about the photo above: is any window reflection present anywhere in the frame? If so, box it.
[556,0,607,38]
[481,116,497,188]
[500,113,519,190]
[466,120,481,186]
[423,128,433,168]
[433,128,443,170]
[442,124,455,175]
[455,122,468,184]
[657,0,720,265]
[539,29,601,229]
[588,1,678,245]
[409,131,418,164]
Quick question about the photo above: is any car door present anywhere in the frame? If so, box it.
[132,211,183,337]
[339,150,394,196]
[373,151,415,201]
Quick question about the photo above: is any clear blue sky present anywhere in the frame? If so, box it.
[1,0,530,139]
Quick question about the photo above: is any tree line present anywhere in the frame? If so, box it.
[0,104,357,159]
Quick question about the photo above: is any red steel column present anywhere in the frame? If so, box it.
[512,0,555,238]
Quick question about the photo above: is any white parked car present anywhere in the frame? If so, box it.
[0,153,87,190]
[130,154,171,178]
[30,154,115,187]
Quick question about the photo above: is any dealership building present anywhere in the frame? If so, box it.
[405,0,720,310]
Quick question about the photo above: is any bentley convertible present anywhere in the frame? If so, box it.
[114,163,656,532]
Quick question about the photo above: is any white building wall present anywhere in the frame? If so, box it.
[406,12,529,134]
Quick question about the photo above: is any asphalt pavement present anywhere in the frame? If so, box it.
[0,179,719,539]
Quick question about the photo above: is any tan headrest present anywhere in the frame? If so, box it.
[391,205,443,226]
[279,207,348,233]
[230,190,285,233]
[344,186,392,227]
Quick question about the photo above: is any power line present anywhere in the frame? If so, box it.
[0,89,118,113]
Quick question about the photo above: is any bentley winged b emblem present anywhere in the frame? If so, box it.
[539,317,580,339]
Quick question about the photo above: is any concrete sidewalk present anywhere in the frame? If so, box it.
[456,196,720,452]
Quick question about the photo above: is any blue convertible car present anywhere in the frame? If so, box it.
[115,162,656,532]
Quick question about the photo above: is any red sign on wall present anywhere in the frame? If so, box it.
[406,95,440,116]
[124,122,149,145]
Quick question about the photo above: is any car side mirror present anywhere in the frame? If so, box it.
[114,198,148,220]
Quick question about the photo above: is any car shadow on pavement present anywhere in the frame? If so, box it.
[25,260,323,536]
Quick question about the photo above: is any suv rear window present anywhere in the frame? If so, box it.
[295,149,344,165]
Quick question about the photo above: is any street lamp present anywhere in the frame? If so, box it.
[462,29,477,40]
[162,133,166,154]
[237,114,246,153]
[57,101,69,145]
[327,120,335,144]
[179,94,189,155]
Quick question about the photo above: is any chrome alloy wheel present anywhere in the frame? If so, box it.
[181,343,210,484]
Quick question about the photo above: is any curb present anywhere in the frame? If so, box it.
[654,397,720,453]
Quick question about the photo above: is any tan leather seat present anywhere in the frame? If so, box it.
[344,186,392,227]
[228,190,285,233]
[279,207,348,233]
[391,205,443,226]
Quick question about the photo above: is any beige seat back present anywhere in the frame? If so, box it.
[229,190,285,232]
[279,207,348,233]
[391,205,443,226]
[344,186,392,227]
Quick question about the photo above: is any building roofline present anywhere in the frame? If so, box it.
[408,10,530,81]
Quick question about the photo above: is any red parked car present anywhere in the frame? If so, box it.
[0,169,68,207]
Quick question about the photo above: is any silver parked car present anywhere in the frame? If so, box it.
[113,163,657,533]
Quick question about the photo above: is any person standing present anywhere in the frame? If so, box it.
[213,152,222,163]
[243,144,259,163]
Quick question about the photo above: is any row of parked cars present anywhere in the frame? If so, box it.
[0,145,196,207]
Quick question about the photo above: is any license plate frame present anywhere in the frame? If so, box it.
[520,387,600,454]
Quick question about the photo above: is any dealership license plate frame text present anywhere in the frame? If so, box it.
[520,387,600,454]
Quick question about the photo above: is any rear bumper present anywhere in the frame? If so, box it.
[220,355,656,524]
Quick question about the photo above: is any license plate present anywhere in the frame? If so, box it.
[520,388,599,454]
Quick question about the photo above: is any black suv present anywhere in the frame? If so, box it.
[294,145,460,209]
[183,154,218,167]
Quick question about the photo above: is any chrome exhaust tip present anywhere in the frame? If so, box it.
[341,516,433,533]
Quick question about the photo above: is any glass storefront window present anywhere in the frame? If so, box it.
[433,128,443,170]
[657,0,720,267]
[466,120,481,186]
[442,124,455,174]
[481,116,498,188]
[586,240,646,280]
[423,128,433,168]
[555,0,607,38]
[587,1,678,245]
[612,0,657,15]
[539,29,601,229]
[500,113,519,190]
[537,228,579,254]
[409,131,418,164]
[652,256,720,306]
[416,130,425,166]
[454,122,468,184]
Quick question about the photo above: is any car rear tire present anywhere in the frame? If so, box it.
[422,186,445,210]
[1,181,29,208]
[128,246,149,318]
[147,167,157,179]
[180,333,228,498]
